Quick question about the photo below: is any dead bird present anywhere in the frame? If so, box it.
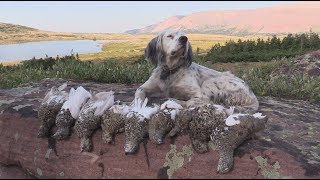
[101,102,130,144]
[53,86,92,140]
[37,83,68,138]
[148,99,183,144]
[168,108,193,137]
[189,104,234,154]
[124,97,159,155]
[74,91,115,152]
[210,112,267,173]
[168,103,236,138]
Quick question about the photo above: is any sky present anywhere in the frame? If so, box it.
[0,1,296,33]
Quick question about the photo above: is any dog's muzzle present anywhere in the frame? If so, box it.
[179,36,188,44]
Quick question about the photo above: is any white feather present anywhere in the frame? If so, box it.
[110,104,131,116]
[93,91,115,116]
[127,98,160,121]
[62,86,92,119]
[213,104,225,112]
[253,112,266,119]
[160,99,182,120]
[224,112,266,126]
[42,85,68,105]
[225,106,235,116]
[170,109,179,120]
[224,113,247,126]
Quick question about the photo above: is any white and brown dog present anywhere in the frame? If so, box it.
[134,29,259,113]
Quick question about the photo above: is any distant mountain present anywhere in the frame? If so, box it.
[125,2,320,36]
[0,22,39,33]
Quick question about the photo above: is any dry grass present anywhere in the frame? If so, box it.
[78,33,256,61]
[0,30,154,45]
[0,30,282,63]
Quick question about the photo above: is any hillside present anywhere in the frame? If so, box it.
[125,1,320,35]
[0,22,145,45]
[0,22,39,33]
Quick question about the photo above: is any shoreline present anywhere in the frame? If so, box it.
[0,39,130,65]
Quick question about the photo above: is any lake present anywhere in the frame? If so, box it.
[0,40,119,62]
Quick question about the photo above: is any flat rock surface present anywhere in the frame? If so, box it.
[0,78,319,179]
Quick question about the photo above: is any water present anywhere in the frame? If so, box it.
[0,40,118,62]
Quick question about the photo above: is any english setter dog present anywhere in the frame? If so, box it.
[134,29,259,113]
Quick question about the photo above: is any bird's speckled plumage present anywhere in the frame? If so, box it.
[124,98,159,154]
[148,99,182,144]
[148,111,173,144]
[210,114,267,173]
[37,83,68,138]
[74,91,114,152]
[53,86,91,140]
[189,104,228,153]
[101,103,129,144]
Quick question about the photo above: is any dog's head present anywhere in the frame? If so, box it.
[145,29,193,69]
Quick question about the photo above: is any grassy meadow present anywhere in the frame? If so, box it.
[78,34,271,61]
[0,30,319,102]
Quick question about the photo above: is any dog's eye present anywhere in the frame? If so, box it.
[167,35,173,39]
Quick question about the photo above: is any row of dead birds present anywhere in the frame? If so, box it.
[37,83,268,173]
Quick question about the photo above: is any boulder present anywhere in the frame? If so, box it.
[271,50,320,79]
[0,78,319,179]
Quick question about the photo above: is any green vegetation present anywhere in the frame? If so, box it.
[0,26,319,102]
[209,59,320,103]
[0,55,153,89]
[78,34,240,61]
[205,32,320,63]
[1,54,319,102]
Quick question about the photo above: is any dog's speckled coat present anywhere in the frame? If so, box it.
[135,29,259,114]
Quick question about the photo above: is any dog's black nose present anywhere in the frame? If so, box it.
[179,36,188,44]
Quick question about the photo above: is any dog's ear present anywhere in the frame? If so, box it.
[185,41,193,67]
[145,35,163,67]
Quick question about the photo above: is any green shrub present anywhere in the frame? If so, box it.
[205,32,320,63]
[0,55,153,89]
[1,55,319,102]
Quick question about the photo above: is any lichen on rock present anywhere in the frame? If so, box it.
[255,156,291,179]
[163,144,194,179]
